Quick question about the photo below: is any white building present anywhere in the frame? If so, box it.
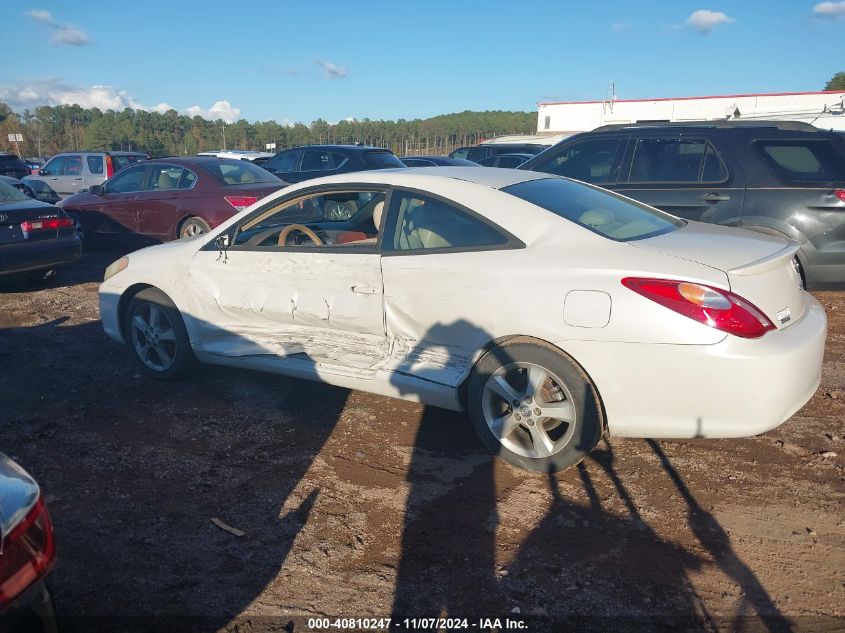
[537,90,845,134]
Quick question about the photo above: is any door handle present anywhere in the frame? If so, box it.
[49,177,58,181]
[699,192,730,202]
[74,177,83,181]
[351,285,378,295]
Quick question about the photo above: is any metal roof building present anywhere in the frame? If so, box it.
[537,90,845,134]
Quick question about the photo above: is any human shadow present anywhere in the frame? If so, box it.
[0,314,349,632]
[388,319,791,631]
[647,440,794,633]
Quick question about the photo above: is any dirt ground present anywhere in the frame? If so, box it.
[1,245,843,633]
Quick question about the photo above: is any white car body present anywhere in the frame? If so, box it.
[99,168,826,442]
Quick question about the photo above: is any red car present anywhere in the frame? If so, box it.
[58,157,287,242]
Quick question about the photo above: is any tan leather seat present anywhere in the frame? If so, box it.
[157,172,175,189]
[371,200,384,231]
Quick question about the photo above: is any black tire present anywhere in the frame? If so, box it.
[67,212,87,246]
[466,339,603,473]
[123,288,195,380]
[179,217,211,239]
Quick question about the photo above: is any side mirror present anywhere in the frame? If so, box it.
[38,169,47,176]
[89,184,103,195]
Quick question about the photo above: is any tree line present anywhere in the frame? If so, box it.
[0,102,537,159]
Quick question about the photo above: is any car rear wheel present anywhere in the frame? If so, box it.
[124,288,194,380]
[67,212,87,245]
[179,217,210,239]
[467,340,603,472]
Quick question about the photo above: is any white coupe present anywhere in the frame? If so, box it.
[99,168,827,472]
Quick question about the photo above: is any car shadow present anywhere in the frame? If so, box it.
[0,243,141,293]
[0,316,348,632]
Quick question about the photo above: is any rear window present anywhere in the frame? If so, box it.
[198,160,280,185]
[112,154,145,171]
[362,151,405,169]
[755,140,845,184]
[504,177,684,242]
[0,179,29,203]
[0,155,27,168]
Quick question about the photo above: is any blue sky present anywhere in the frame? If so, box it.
[1,1,843,124]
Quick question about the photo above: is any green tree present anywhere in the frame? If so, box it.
[825,72,845,91]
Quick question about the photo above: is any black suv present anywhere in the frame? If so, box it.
[0,152,30,179]
[520,121,845,287]
[262,145,405,183]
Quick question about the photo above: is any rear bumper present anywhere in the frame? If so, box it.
[558,295,827,439]
[0,236,82,277]
[0,580,57,633]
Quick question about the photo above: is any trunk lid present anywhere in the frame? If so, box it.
[0,200,67,245]
[633,221,806,330]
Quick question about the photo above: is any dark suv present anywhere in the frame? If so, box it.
[520,121,845,287]
[262,145,405,183]
[0,152,30,179]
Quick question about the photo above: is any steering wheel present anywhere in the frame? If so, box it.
[277,224,324,247]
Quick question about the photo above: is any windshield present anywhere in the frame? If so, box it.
[198,160,281,184]
[503,177,684,241]
[0,179,29,203]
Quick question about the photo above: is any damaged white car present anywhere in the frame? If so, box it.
[99,168,827,472]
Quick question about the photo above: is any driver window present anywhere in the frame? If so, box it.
[105,165,148,193]
[233,189,387,249]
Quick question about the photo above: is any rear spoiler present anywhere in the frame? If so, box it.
[728,241,800,276]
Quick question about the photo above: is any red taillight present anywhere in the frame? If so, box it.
[20,217,74,233]
[834,189,845,203]
[0,496,56,608]
[106,155,114,178]
[224,196,258,211]
[622,277,775,339]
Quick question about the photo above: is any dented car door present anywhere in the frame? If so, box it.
[183,188,389,376]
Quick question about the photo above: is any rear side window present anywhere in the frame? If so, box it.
[64,155,83,176]
[756,140,845,184]
[531,138,622,184]
[362,151,404,169]
[87,156,104,174]
[629,138,727,183]
[386,190,508,252]
[198,160,280,184]
[504,177,684,242]
[301,150,347,171]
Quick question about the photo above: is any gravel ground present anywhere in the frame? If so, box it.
[1,246,843,633]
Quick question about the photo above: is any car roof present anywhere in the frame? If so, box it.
[150,156,254,166]
[591,120,825,134]
[310,166,551,189]
[288,144,393,152]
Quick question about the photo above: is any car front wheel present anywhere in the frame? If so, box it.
[124,288,194,380]
[467,340,603,472]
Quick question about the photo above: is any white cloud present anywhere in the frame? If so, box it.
[610,21,631,32]
[52,27,92,46]
[0,80,240,122]
[316,60,348,79]
[26,8,92,46]
[184,100,240,123]
[685,9,735,33]
[26,9,53,23]
[814,1,845,16]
